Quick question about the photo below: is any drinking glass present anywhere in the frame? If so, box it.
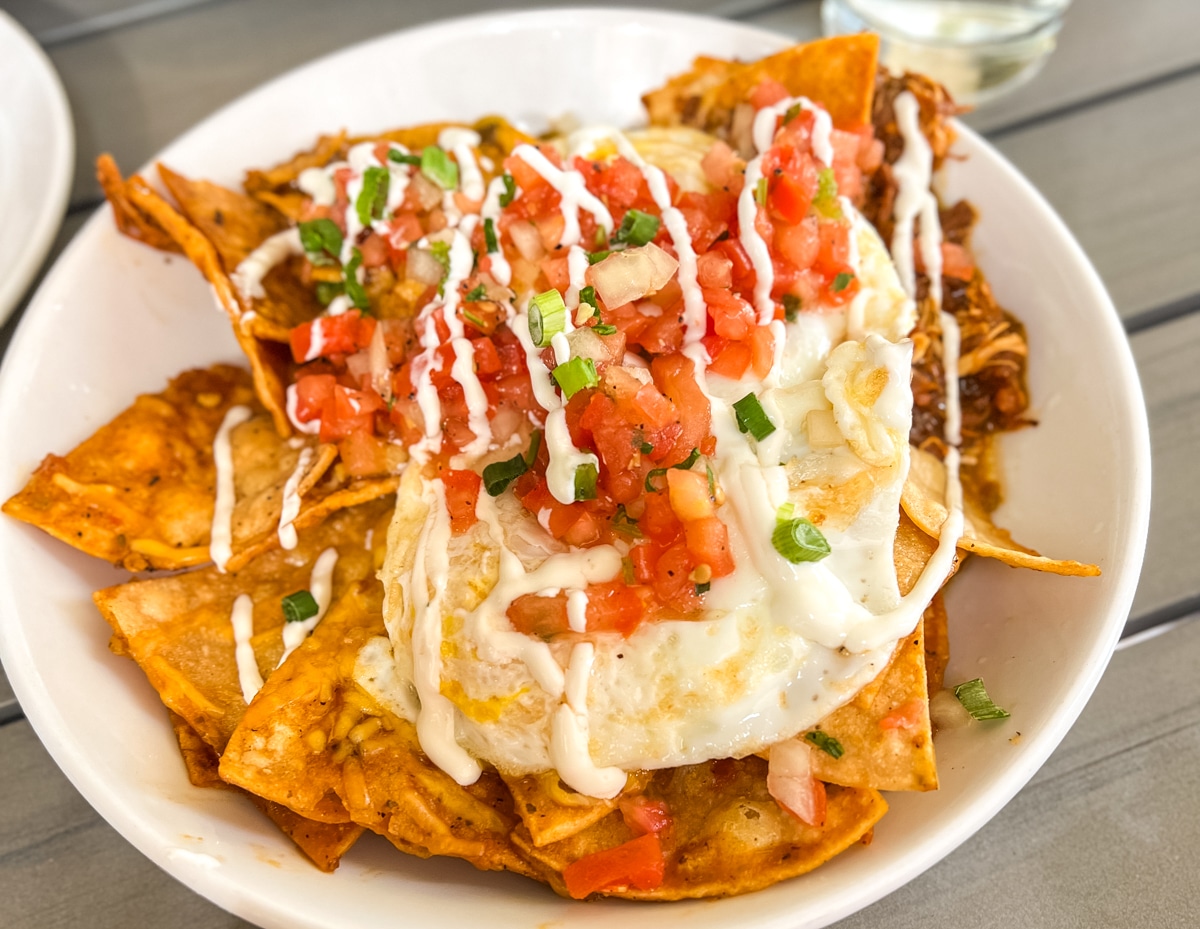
[821,0,1073,106]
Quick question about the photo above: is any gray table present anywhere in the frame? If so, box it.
[2,1,1198,926]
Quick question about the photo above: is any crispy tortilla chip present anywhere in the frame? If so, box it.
[516,758,886,900]
[3,365,255,571]
[219,578,544,878]
[117,168,292,436]
[157,163,287,271]
[923,591,950,696]
[94,499,391,752]
[244,132,348,199]
[168,710,365,871]
[502,770,652,848]
[903,445,1101,576]
[805,612,937,792]
[97,153,182,254]
[643,34,879,151]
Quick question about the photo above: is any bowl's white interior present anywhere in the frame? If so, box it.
[0,10,1149,929]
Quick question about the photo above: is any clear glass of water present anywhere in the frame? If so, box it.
[821,0,1073,106]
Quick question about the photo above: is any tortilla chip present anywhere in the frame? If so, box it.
[97,153,182,254]
[903,445,1101,576]
[219,578,543,878]
[923,591,949,696]
[643,34,880,145]
[516,758,886,900]
[3,365,255,571]
[502,770,653,848]
[94,499,391,753]
[117,168,292,436]
[244,132,349,200]
[157,163,287,271]
[805,611,937,792]
[169,710,229,790]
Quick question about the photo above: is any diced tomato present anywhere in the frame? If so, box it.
[562,510,603,548]
[941,242,976,281]
[320,384,383,442]
[880,698,925,731]
[700,140,742,192]
[683,516,735,578]
[358,232,390,268]
[471,337,502,377]
[289,311,376,364]
[585,582,645,636]
[337,430,391,478]
[815,221,851,275]
[775,216,820,272]
[387,211,424,253]
[293,374,336,425]
[629,543,656,585]
[714,237,755,289]
[507,593,569,639]
[442,469,481,534]
[562,833,664,899]
[652,542,700,614]
[704,336,753,380]
[769,173,812,224]
[696,251,733,290]
[639,492,682,546]
[619,796,672,837]
[748,325,776,380]
[666,469,713,522]
[650,354,710,467]
[704,287,756,340]
[767,740,827,828]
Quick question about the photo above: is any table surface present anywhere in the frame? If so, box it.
[1,1,1197,926]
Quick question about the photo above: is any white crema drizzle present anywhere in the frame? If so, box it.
[209,404,252,573]
[277,446,315,551]
[278,547,339,667]
[510,144,613,247]
[230,594,263,703]
[890,91,965,591]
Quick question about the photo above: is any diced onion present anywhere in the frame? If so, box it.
[766,739,825,827]
[406,248,445,286]
[566,326,623,366]
[805,409,843,449]
[587,242,678,309]
[368,321,391,398]
[408,171,443,211]
[507,220,546,262]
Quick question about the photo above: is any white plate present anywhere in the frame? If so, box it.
[0,9,1150,929]
[0,10,73,326]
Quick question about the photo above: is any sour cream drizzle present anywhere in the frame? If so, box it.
[550,643,627,798]
[481,175,513,286]
[740,98,834,325]
[510,144,613,247]
[209,405,252,573]
[891,90,965,593]
[230,594,263,703]
[232,227,303,302]
[278,547,338,666]
[411,478,484,784]
[277,446,315,550]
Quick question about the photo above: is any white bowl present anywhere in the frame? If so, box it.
[0,9,1150,929]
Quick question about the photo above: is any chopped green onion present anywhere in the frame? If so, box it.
[464,284,487,302]
[695,581,711,596]
[298,218,343,266]
[782,293,802,323]
[638,439,654,455]
[587,249,612,265]
[783,102,802,124]
[706,463,716,498]
[733,393,776,441]
[483,217,499,253]
[420,145,459,190]
[754,177,768,207]
[612,209,660,247]
[578,284,596,309]
[282,589,319,623]
[387,150,421,166]
[524,429,542,467]
[528,289,567,347]
[483,455,527,497]
[498,173,516,207]
[574,462,598,501]
[463,310,488,330]
[552,357,598,398]
[343,248,370,311]
[621,556,636,585]
[612,504,642,538]
[482,431,541,496]
[644,447,700,491]
[832,272,854,293]
[428,240,451,296]
[315,281,344,306]
[356,165,389,226]
[814,168,841,219]
[592,323,617,335]
[953,678,1011,720]
[805,730,844,759]
[771,508,830,563]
